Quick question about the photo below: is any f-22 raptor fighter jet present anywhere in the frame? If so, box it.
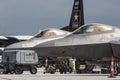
[5,23,120,61]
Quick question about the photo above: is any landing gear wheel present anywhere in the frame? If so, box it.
[14,67,23,74]
[60,68,64,74]
[30,66,37,74]
[64,71,67,74]
[114,69,118,76]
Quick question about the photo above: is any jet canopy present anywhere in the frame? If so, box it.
[34,28,70,38]
[73,23,113,34]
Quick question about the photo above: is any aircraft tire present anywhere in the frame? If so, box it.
[59,68,64,74]
[114,69,118,76]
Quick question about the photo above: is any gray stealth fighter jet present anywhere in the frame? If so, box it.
[5,23,120,61]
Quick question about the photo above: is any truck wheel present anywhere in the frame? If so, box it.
[10,71,14,74]
[14,67,23,74]
[3,71,9,74]
[30,66,37,74]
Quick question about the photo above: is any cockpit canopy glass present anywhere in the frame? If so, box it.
[73,23,113,34]
[35,30,56,38]
[34,29,70,38]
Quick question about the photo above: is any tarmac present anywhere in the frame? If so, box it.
[0,68,119,80]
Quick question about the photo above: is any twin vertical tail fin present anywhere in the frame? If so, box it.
[61,0,84,31]
[69,0,84,31]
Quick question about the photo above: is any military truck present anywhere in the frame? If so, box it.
[2,50,38,74]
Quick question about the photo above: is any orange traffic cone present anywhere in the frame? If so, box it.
[44,57,48,74]
[45,57,48,67]
[108,56,116,78]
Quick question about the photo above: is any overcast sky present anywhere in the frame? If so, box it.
[0,0,120,36]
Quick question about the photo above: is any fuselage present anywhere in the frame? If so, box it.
[5,23,120,60]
